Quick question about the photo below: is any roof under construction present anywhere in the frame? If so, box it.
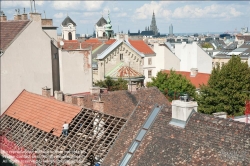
[0,87,170,165]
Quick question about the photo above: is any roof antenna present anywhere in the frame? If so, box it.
[30,0,33,13]
[44,10,46,18]
[24,8,25,14]
[33,0,37,13]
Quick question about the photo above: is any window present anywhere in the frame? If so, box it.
[53,53,58,59]
[148,70,152,78]
[68,32,72,40]
[148,58,152,65]
[120,54,123,61]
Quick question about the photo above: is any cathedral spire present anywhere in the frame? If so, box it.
[150,11,158,35]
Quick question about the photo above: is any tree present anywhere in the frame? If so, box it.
[147,70,196,101]
[94,76,128,91]
[196,55,250,116]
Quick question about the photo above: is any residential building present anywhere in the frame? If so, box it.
[0,12,59,114]
[143,42,180,83]
[175,42,213,74]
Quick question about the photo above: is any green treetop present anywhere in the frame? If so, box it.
[196,55,250,116]
[147,70,196,101]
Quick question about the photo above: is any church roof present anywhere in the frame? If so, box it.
[61,16,76,26]
[96,16,107,26]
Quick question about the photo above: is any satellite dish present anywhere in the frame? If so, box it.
[60,41,64,46]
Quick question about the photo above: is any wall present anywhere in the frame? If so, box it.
[59,49,92,94]
[97,42,144,80]
[175,42,212,74]
[1,15,53,114]
[43,28,58,40]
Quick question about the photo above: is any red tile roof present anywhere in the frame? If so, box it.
[0,20,30,50]
[163,70,210,88]
[59,40,103,51]
[105,39,116,45]
[4,90,82,137]
[128,40,155,55]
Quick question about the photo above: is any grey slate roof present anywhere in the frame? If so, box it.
[92,44,110,59]
[61,16,76,26]
[96,17,107,26]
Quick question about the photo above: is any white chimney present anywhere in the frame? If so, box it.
[190,68,198,77]
[213,112,227,119]
[169,94,198,128]
[90,87,100,95]
[54,91,63,101]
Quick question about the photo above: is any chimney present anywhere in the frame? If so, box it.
[54,91,63,101]
[190,68,198,77]
[93,100,104,112]
[64,94,72,104]
[14,14,21,21]
[169,94,198,128]
[90,87,100,95]
[0,11,7,22]
[128,82,137,92]
[42,86,51,97]
[76,96,84,107]
[213,112,227,119]
[21,13,28,20]
[41,19,53,26]
[29,13,41,22]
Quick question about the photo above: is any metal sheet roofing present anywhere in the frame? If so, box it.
[61,16,76,26]
[4,90,82,137]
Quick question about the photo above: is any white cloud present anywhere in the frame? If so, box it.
[172,4,243,19]
[113,7,119,12]
[134,1,172,20]
[53,12,65,19]
[117,12,127,17]
[52,1,104,11]
[53,1,81,10]
[1,1,44,8]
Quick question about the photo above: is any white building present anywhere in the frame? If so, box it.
[175,42,213,74]
[61,16,76,40]
[0,12,59,114]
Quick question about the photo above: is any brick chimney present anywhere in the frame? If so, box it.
[29,13,41,22]
[41,19,53,26]
[76,96,84,107]
[0,11,7,22]
[93,93,104,112]
[42,86,51,97]
[128,82,138,92]
[169,94,198,128]
[64,94,72,104]
[54,91,63,101]
[21,13,28,20]
[93,100,104,112]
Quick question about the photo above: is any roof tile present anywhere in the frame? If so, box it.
[128,39,155,55]
[4,90,82,137]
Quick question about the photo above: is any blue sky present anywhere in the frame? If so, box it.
[1,1,250,35]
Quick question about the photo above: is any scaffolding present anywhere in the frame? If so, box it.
[0,108,126,165]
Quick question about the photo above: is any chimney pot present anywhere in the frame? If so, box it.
[42,86,51,97]
[54,91,63,101]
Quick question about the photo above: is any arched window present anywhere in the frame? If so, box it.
[103,32,106,38]
[68,32,72,40]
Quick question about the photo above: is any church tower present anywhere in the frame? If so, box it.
[104,11,113,39]
[150,11,158,36]
[61,15,76,40]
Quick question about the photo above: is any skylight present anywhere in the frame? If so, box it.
[119,105,162,166]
